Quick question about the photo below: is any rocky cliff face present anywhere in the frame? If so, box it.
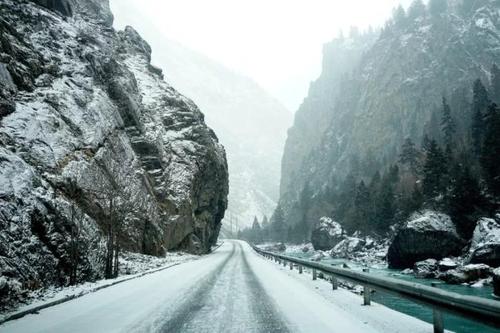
[111,0,293,229]
[278,0,500,226]
[279,31,378,208]
[0,0,228,306]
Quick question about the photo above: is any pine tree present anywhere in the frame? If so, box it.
[375,177,396,232]
[410,184,424,211]
[421,134,432,152]
[449,167,483,238]
[261,215,269,229]
[388,164,400,185]
[408,0,426,20]
[480,103,500,196]
[471,79,490,155]
[399,138,420,174]
[441,97,456,150]
[393,5,407,27]
[400,184,424,220]
[271,205,286,242]
[251,217,262,244]
[354,181,371,232]
[422,140,447,199]
[294,213,309,244]
[491,64,500,103]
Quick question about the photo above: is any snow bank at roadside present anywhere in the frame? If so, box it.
[245,241,433,333]
[0,251,197,321]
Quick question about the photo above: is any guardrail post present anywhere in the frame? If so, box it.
[283,260,287,267]
[313,268,317,280]
[289,261,293,270]
[331,276,338,290]
[433,309,444,333]
[430,282,444,333]
[363,268,371,305]
[299,265,303,274]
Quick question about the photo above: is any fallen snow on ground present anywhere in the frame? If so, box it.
[245,242,434,333]
[2,241,436,333]
[119,251,197,275]
[1,251,197,321]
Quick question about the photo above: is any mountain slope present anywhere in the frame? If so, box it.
[278,0,500,227]
[0,0,228,308]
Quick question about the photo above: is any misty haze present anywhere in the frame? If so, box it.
[0,0,500,332]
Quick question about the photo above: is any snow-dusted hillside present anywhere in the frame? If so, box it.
[0,0,228,308]
[279,0,500,225]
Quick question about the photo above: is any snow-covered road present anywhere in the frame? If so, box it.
[1,240,433,333]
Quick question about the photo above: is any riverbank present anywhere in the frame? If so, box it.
[261,243,498,333]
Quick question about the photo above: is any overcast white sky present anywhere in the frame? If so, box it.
[111,0,412,111]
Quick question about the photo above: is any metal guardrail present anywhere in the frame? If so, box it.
[252,245,500,333]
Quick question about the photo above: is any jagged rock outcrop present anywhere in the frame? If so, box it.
[311,217,344,250]
[0,0,228,308]
[467,216,500,267]
[111,1,292,229]
[387,211,464,268]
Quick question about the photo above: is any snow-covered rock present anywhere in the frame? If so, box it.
[0,0,228,309]
[331,237,365,257]
[312,251,327,262]
[261,243,286,253]
[438,258,458,272]
[413,259,438,278]
[387,211,464,268]
[311,217,344,251]
[467,217,500,267]
[439,264,493,285]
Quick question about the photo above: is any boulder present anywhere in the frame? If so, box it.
[493,267,500,297]
[312,251,326,261]
[438,258,458,272]
[330,237,366,258]
[387,211,464,268]
[311,217,344,251]
[413,259,438,278]
[439,264,492,284]
[467,217,500,267]
[262,243,286,253]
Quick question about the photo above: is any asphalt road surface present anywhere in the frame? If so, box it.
[1,240,431,333]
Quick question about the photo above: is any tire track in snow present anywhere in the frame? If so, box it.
[156,241,237,332]
[239,242,290,333]
[152,240,290,333]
